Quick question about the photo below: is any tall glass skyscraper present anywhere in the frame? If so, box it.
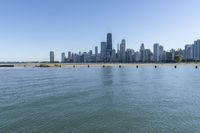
[107,33,112,50]
[106,33,112,61]
[153,43,160,62]
[120,39,126,62]
[140,43,145,62]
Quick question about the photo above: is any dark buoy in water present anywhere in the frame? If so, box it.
[102,65,105,68]
[136,65,139,68]
[73,65,75,68]
[174,65,177,69]
[119,65,122,68]
[88,65,90,68]
[24,65,26,67]
[155,65,157,68]
[195,66,198,69]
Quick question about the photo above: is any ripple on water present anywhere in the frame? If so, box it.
[1,67,200,133]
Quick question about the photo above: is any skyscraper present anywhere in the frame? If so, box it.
[140,43,145,62]
[107,33,112,50]
[120,39,126,62]
[68,51,72,62]
[195,40,200,61]
[159,45,164,61]
[106,33,112,61]
[144,49,151,62]
[95,46,98,56]
[153,43,160,62]
[50,51,54,63]
[185,44,193,61]
[95,46,98,62]
[117,43,120,62]
[61,52,66,63]
[101,42,107,62]
[134,52,140,62]
[111,49,116,62]
[126,49,134,62]
[89,50,92,57]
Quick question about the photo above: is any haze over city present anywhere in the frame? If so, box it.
[1,0,200,61]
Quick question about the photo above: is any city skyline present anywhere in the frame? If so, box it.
[49,33,200,63]
[1,0,200,61]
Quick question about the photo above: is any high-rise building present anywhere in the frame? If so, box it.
[61,52,66,63]
[106,33,112,61]
[94,46,98,62]
[101,42,107,62]
[95,46,98,56]
[120,39,126,62]
[194,40,200,60]
[50,51,54,63]
[126,49,134,62]
[144,49,151,62]
[72,53,78,63]
[197,40,200,60]
[165,52,173,62]
[140,43,145,62]
[111,49,116,62]
[83,52,88,62]
[159,45,164,52]
[68,51,72,62]
[153,43,160,62]
[134,52,140,62]
[159,45,164,61]
[89,50,92,56]
[107,33,112,50]
[117,43,120,61]
[185,44,194,61]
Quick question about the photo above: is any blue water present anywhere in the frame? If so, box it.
[1,66,200,133]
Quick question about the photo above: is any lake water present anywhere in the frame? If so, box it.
[1,66,200,133]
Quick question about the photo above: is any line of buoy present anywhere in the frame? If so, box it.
[55,64,199,69]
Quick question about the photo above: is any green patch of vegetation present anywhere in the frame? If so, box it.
[54,64,61,67]
[175,55,182,63]
[39,64,50,67]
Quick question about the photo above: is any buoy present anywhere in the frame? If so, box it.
[119,65,122,68]
[174,65,177,69]
[73,65,75,68]
[155,65,157,68]
[102,65,105,68]
[88,65,90,68]
[195,66,198,69]
[136,65,139,68]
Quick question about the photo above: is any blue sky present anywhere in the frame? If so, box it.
[0,0,200,61]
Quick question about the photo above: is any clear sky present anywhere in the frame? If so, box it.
[0,0,200,61]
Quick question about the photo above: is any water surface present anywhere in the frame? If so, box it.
[0,66,200,133]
